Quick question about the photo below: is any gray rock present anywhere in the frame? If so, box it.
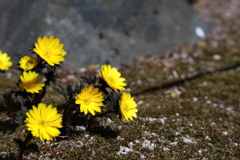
[0,0,208,69]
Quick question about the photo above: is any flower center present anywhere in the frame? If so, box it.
[108,77,116,84]
[40,120,45,125]
[43,48,52,58]
[121,104,129,112]
[26,59,36,68]
[27,59,35,65]
[83,98,91,105]
[25,81,35,89]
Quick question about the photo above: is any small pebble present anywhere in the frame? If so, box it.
[193,97,198,101]
[142,139,155,150]
[163,147,169,151]
[118,126,123,130]
[140,154,145,159]
[213,54,222,60]
[137,100,144,105]
[208,143,213,146]
[182,137,197,144]
[222,131,228,136]
[135,140,140,144]
[206,100,211,104]
[117,136,124,141]
[170,142,178,145]
[107,118,112,124]
[137,80,142,84]
[128,142,133,149]
[205,136,211,140]
[198,150,202,154]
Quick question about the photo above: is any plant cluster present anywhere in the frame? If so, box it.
[1,35,138,159]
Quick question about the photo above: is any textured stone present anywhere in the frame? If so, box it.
[0,0,208,69]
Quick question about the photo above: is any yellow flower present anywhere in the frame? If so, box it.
[99,64,126,91]
[33,35,67,66]
[25,103,62,142]
[18,71,45,93]
[19,56,37,71]
[119,92,138,121]
[0,50,12,71]
[75,85,104,116]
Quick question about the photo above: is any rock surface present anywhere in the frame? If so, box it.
[0,0,208,69]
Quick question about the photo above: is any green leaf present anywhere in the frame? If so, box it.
[104,91,120,113]
[14,104,28,125]
[80,73,96,85]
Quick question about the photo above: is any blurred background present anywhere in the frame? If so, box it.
[0,0,208,69]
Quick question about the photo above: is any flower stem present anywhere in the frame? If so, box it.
[62,104,74,128]
[32,85,46,107]
[87,115,94,131]
[17,131,33,160]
